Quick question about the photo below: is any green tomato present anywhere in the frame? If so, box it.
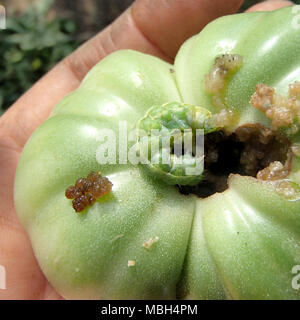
[14,6,300,299]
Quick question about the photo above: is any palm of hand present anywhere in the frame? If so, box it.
[0,0,290,299]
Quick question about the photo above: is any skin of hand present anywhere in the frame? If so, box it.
[0,0,292,300]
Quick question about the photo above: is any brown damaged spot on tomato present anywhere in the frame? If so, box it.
[250,82,300,132]
[246,82,300,199]
[65,172,113,213]
[143,236,159,249]
[256,160,291,181]
[127,260,136,267]
[204,54,243,131]
[205,54,243,94]
[201,56,300,200]
[205,54,243,112]
[273,180,300,200]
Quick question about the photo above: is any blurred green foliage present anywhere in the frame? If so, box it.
[1,0,300,113]
[241,0,300,11]
[0,0,81,113]
[241,0,262,11]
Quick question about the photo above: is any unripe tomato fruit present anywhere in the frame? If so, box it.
[15,7,300,299]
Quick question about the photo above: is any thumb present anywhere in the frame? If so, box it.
[130,0,243,60]
[66,0,243,80]
[0,0,242,148]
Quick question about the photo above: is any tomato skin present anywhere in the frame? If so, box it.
[15,51,194,300]
[176,6,300,127]
[15,7,300,299]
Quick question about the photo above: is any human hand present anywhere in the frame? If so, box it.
[0,0,292,299]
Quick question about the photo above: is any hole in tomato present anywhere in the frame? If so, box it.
[177,123,292,198]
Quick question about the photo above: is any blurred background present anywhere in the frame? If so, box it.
[0,0,299,113]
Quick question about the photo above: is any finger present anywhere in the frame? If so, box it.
[246,0,293,12]
[58,0,243,79]
[131,0,243,60]
[0,0,242,149]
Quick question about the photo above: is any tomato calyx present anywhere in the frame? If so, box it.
[137,102,216,186]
